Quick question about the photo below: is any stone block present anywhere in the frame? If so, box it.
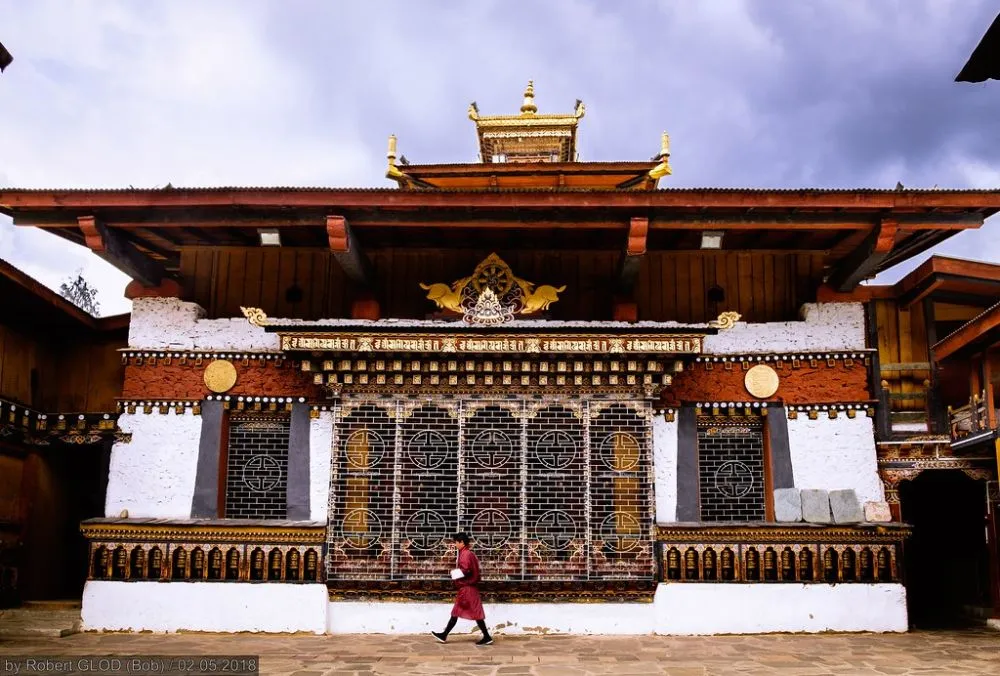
[830,489,864,524]
[800,489,832,524]
[773,488,802,522]
[864,501,892,523]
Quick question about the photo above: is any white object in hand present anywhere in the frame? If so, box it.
[450,568,465,580]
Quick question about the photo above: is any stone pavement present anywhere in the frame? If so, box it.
[1,628,1000,676]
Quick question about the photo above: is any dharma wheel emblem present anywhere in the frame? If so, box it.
[420,253,566,325]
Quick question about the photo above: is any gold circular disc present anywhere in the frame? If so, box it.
[204,359,238,393]
[744,364,779,399]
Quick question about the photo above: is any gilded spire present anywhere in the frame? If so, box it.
[520,80,537,115]
[387,134,398,163]
[649,131,672,180]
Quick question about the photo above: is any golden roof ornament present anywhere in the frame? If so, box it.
[520,80,538,114]
[420,253,566,324]
[648,131,672,180]
[470,82,585,163]
[386,134,407,182]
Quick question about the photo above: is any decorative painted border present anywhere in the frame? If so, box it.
[326,579,657,603]
[80,519,325,545]
[0,398,118,446]
[694,351,873,365]
[655,524,910,544]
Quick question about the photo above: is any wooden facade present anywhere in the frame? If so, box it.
[179,247,825,323]
[0,260,127,605]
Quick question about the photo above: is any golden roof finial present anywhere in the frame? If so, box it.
[649,131,672,180]
[386,134,407,182]
[387,134,398,164]
[520,80,537,115]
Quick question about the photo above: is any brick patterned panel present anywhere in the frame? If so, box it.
[123,358,868,405]
[460,403,523,580]
[122,362,323,400]
[326,403,395,581]
[326,397,654,583]
[224,415,290,519]
[697,418,766,522]
[662,360,869,406]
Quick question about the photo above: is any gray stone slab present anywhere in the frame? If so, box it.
[766,407,794,489]
[830,489,864,524]
[864,501,893,522]
[286,403,312,521]
[191,400,224,518]
[676,407,699,522]
[800,489,832,524]
[773,488,802,522]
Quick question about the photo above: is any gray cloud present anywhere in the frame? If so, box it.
[1,0,998,312]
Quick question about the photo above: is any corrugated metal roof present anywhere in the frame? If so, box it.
[3,186,1000,194]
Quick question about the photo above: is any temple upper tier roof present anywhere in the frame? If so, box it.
[385,81,671,190]
[469,81,586,164]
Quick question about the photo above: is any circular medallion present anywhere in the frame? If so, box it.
[404,509,448,550]
[241,455,281,492]
[204,359,238,393]
[534,430,578,470]
[470,429,514,469]
[744,364,779,398]
[599,431,641,472]
[470,509,512,550]
[714,461,755,498]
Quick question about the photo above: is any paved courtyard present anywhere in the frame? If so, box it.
[1,628,1000,675]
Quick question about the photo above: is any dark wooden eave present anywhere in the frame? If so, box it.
[956,12,1000,83]
[933,301,1000,362]
[3,187,999,289]
[0,40,12,72]
[0,258,129,333]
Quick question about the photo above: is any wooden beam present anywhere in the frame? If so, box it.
[77,215,164,287]
[934,304,1000,362]
[615,217,648,294]
[326,215,373,286]
[6,187,1000,211]
[828,218,899,292]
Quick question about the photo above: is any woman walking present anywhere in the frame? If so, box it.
[432,532,493,645]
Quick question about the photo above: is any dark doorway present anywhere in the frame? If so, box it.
[19,442,110,600]
[900,470,991,628]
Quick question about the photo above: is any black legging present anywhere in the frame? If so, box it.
[443,616,491,638]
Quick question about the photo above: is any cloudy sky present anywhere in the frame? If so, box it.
[1,1,999,317]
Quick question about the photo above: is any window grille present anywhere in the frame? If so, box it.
[326,397,654,582]
[224,414,290,519]
[696,416,766,522]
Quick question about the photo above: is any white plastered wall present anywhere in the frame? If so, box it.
[309,411,334,522]
[704,303,866,355]
[82,581,327,633]
[787,414,884,504]
[105,410,202,518]
[652,414,678,523]
[129,298,279,352]
[328,583,906,635]
[652,583,906,634]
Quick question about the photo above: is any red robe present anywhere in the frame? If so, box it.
[451,548,485,620]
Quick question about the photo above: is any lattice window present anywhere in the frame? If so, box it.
[696,417,766,522]
[224,414,290,519]
[326,397,654,582]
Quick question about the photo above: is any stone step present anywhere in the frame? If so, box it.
[21,599,82,610]
[0,608,81,638]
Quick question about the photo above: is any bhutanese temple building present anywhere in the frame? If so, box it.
[3,83,1000,635]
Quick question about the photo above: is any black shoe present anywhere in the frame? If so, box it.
[431,631,448,643]
[476,636,494,646]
